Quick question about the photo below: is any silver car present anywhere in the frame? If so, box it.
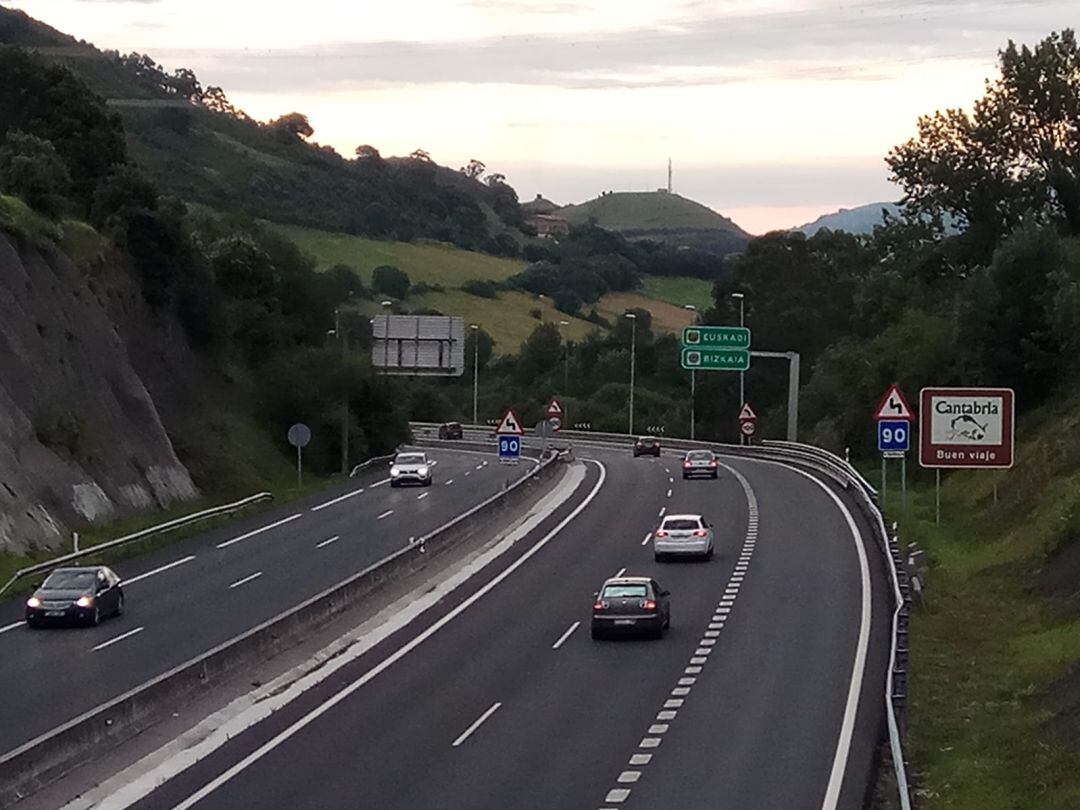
[653,514,714,561]
[682,450,719,479]
[389,451,433,487]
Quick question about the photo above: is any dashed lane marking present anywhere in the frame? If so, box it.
[124,556,196,585]
[452,702,502,747]
[217,514,302,549]
[417,492,429,500]
[310,487,365,512]
[316,536,340,549]
[641,532,652,546]
[377,510,394,520]
[552,621,580,650]
[0,621,23,635]
[228,572,262,589]
[92,626,144,652]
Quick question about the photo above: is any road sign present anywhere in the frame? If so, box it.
[546,398,563,431]
[875,384,915,421]
[682,326,751,349]
[287,423,311,448]
[498,435,521,463]
[737,403,757,421]
[681,347,751,371]
[919,387,1015,469]
[878,420,911,453]
[740,420,756,437]
[495,407,523,435]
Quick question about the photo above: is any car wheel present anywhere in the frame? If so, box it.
[25,616,38,630]
[712,472,718,479]
[654,552,665,563]
[390,480,399,488]
[115,594,125,617]
[425,478,433,487]
[591,627,603,641]
[651,624,664,640]
[704,546,714,561]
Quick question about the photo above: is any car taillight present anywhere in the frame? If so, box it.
[643,599,657,611]
[593,600,608,611]
[694,529,708,537]
[655,530,668,537]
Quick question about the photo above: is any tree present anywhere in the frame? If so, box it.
[461,159,485,180]
[354,144,382,161]
[0,131,70,218]
[517,322,563,383]
[464,327,495,372]
[372,265,410,299]
[267,112,314,141]
[409,148,432,163]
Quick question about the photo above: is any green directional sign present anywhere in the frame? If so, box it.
[681,347,751,371]
[682,326,751,349]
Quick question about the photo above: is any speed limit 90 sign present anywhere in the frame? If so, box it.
[878,420,910,452]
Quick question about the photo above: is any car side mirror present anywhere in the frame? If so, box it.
[592,591,599,598]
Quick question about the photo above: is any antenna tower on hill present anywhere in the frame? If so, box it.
[667,158,672,193]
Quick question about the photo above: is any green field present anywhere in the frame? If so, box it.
[640,276,715,312]
[558,191,747,234]
[274,224,526,286]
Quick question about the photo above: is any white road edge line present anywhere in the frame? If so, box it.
[310,487,365,512]
[164,460,606,810]
[369,478,391,488]
[453,702,502,747]
[91,626,144,652]
[552,621,581,650]
[217,514,302,549]
[316,536,340,549]
[121,555,196,585]
[377,510,394,520]
[228,572,262,590]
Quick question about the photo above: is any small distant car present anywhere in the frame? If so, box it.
[438,422,463,440]
[25,566,124,628]
[390,451,433,487]
[682,449,719,479]
[654,514,714,561]
[633,436,661,457]
[591,576,670,639]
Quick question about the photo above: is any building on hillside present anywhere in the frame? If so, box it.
[529,212,571,238]
[521,193,560,215]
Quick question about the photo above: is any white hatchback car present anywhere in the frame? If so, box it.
[653,514,714,561]
[389,451,433,487]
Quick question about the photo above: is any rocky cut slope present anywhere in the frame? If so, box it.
[0,226,197,555]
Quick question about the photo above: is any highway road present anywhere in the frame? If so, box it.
[0,447,536,756]
[96,445,889,810]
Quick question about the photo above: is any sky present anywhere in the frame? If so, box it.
[7,0,1074,233]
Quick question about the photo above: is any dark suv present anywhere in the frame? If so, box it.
[438,422,464,440]
[633,436,661,457]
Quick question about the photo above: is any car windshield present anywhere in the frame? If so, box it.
[42,570,96,590]
[663,519,701,530]
[395,454,425,465]
[688,451,713,460]
[602,584,649,598]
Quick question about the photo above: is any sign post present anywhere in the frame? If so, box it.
[287,423,312,489]
[737,403,757,446]
[495,407,523,464]
[874,385,915,509]
[546,398,564,432]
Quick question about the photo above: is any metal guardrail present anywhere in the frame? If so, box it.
[410,422,913,808]
[0,492,274,600]
[349,454,395,478]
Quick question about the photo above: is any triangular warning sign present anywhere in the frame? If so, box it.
[495,407,524,435]
[874,384,914,421]
[738,403,757,421]
[547,398,563,415]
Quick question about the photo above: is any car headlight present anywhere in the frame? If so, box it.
[418,467,429,476]
[390,467,401,476]
[26,596,41,609]
[75,596,94,608]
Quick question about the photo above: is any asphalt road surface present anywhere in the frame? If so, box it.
[0,448,534,755]
[115,445,889,810]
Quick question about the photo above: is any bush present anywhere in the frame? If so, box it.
[372,265,410,299]
[0,131,71,218]
[462,279,499,299]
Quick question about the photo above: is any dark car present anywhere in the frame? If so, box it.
[438,421,464,440]
[25,566,124,628]
[591,576,670,639]
[633,436,661,457]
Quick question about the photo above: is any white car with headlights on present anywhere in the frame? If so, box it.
[389,451,433,487]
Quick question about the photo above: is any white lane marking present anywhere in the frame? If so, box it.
[607,788,632,802]
[377,510,394,520]
[618,771,641,783]
[475,464,484,470]
[685,667,702,675]
[630,753,652,765]
[217,514,301,549]
[464,471,471,477]
[316,536,340,549]
[658,507,666,518]
[0,621,23,635]
[666,489,672,498]
[122,556,196,585]
[445,479,455,486]
[310,487,364,512]
[648,724,669,734]
[658,710,677,720]
[664,699,684,708]
[417,492,429,501]
[641,532,652,546]
[640,737,661,748]
[668,477,673,483]
[672,686,692,695]
[552,621,580,650]
[452,701,502,747]
[370,478,390,488]
[677,678,697,686]
[664,467,670,474]
[92,626,144,652]
[164,461,607,810]
[690,657,707,665]
[228,572,262,589]
[614,567,626,578]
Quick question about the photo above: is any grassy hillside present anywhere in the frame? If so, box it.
[890,396,1080,808]
[640,275,714,312]
[559,191,747,233]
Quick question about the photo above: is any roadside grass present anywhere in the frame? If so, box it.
[640,275,714,312]
[596,290,698,334]
[0,195,62,247]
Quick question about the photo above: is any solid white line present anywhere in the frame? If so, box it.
[310,487,364,512]
[452,701,502,747]
[216,514,301,549]
[167,461,607,810]
[658,507,666,518]
[666,489,672,498]
[417,492,429,500]
[445,479,454,486]
[552,621,580,649]
[614,567,626,578]
[228,572,262,589]
[0,621,24,635]
[641,532,652,546]
[92,626,144,652]
[316,536,340,549]
[377,510,394,520]
[123,556,196,585]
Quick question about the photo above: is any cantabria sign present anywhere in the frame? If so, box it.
[919,387,1015,469]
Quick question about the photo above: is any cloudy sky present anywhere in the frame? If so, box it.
[7,0,1073,232]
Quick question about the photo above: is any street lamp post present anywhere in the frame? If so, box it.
[625,312,637,435]
[683,304,696,440]
[731,292,746,444]
[380,299,393,370]
[330,307,349,475]
[558,320,570,393]
[470,324,479,425]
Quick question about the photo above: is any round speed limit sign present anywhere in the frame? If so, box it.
[739,420,757,437]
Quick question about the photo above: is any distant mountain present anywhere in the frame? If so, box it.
[557,191,750,257]
[798,202,901,235]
